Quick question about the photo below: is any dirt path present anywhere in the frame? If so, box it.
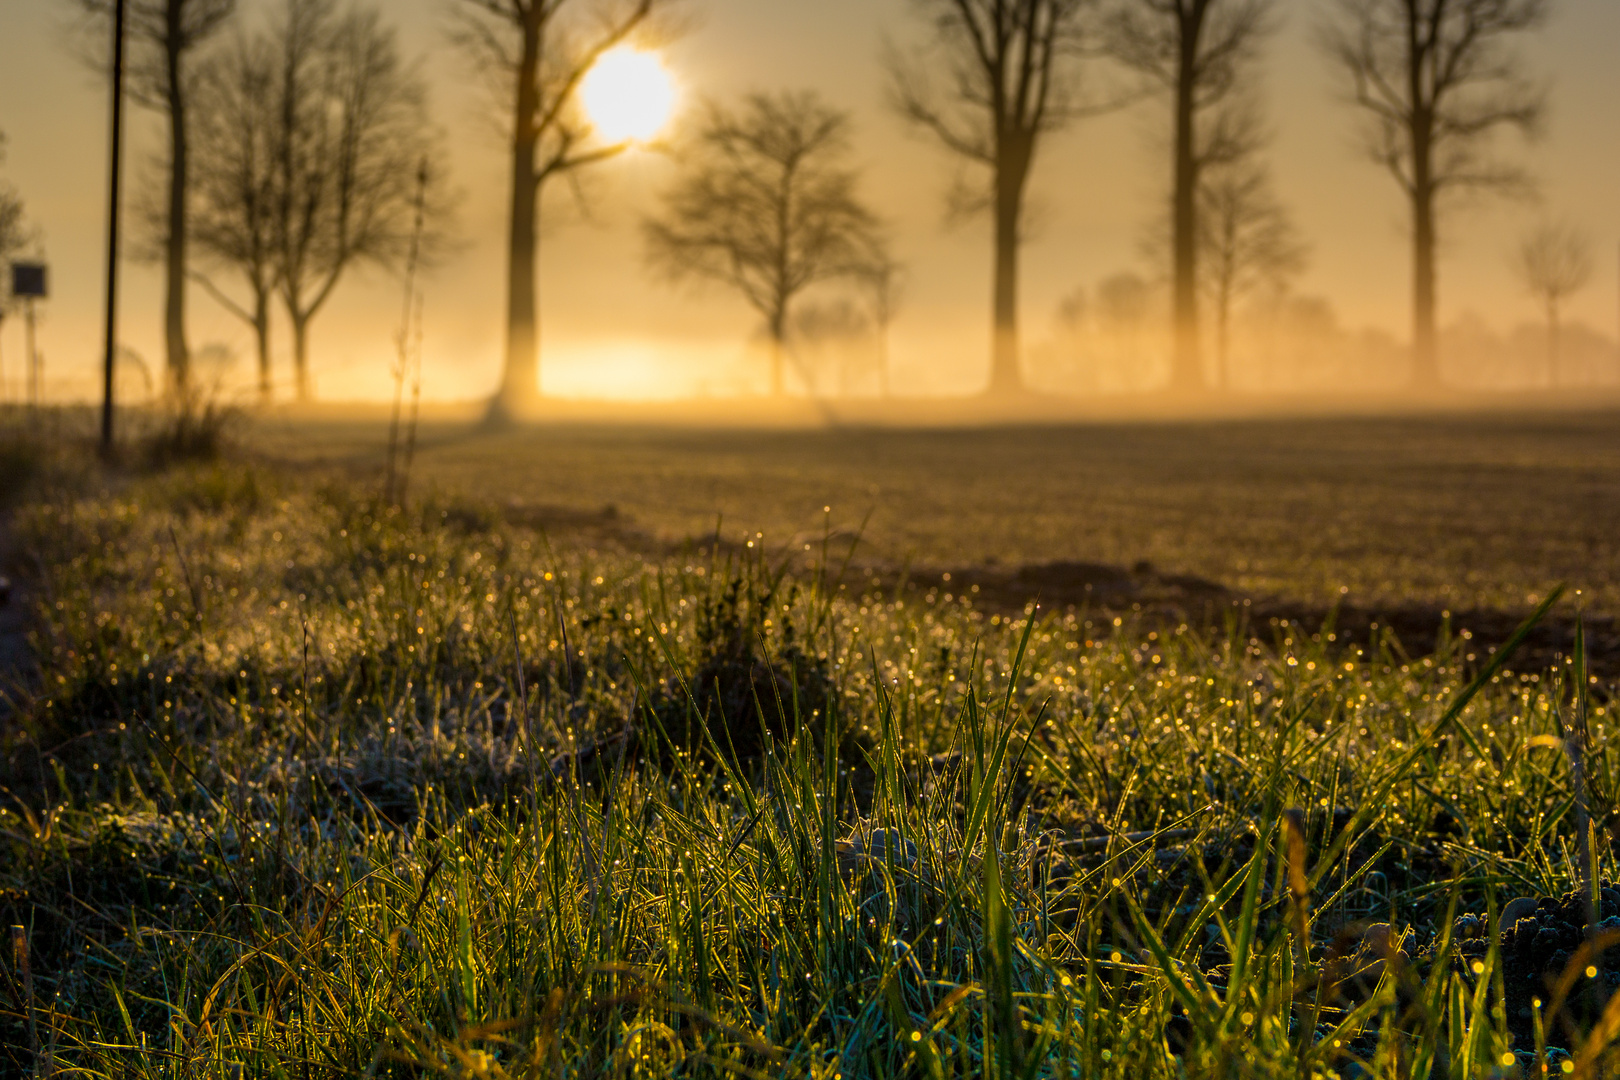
[0,512,31,715]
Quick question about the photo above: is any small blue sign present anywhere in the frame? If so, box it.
[12,263,46,299]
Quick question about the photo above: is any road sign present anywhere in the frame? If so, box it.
[12,263,46,299]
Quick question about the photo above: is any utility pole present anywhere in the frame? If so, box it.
[100,0,127,456]
[24,297,37,407]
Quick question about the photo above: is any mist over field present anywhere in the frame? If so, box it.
[0,0,1616,407]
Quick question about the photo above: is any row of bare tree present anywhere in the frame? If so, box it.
[64,0,1567,407]
[72,0,449,403]
[1044,227,1607,396]
[886,0,1556,397]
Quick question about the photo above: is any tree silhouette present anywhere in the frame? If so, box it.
[1514,221,1593,388]
[447,0,675,421]
[1097,271,1156,388]
[890,0,1100,397]
[1103,0,1275,392]
[0,134,35,389]
[859,255,906,398]
[268,0,447,402]
[75,0,237,399]
[1197,156,1306,390]
[644,92,888,398]
[1321,0,1547,389]
[187,34,279,401]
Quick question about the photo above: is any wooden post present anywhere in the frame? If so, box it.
[24,297,37,408]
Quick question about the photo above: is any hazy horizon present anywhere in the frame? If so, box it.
[1,0,1617,405]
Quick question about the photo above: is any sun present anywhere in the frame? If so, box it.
[579,47,678,144]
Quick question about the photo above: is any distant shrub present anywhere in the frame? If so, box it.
[140,394,240,467]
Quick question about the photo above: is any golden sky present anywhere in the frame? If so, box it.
[1,0,1616,402]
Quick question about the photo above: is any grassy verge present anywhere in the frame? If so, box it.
[1,455,1618,1077]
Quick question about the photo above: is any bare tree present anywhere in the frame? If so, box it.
[890,0,1100,397]
[792,300,873,398]
[859,255,906,398]
[0,135,35,389]
[1515,221,1592,388]
[75,0,237,399]
[1321,0,1548,389]
[1103,0,1275,391]
[644,92,888,397]
[187,34,279,401]
[1198,157,1307,389]
[447,0,675,421]
[268,0,448,402]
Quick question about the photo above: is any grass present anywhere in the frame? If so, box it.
[0,434,1618,1077]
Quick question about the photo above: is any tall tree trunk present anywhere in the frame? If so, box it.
[492,15,543,422]
[988,149,1026,397]
[1169,25,1202,392]
[165,6,191,401]
[1410,180,1439,388]
[878,324,891,398]
[768,308,786,396]
[1548,296,1560,388]
[254,289,271,403]
[1408,46,1439,392]
[1215,279,1231,391]
[293,313,311,402]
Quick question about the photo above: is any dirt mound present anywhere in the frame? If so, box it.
[933,559,1228,614]
[1469,888,1620,1047]
[649,575,840,762]
[901,558,1620,679]
[477,494,1620,677]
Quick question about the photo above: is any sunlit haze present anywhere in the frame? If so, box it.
[0,0,1616,404]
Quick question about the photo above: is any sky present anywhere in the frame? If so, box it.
[0,0,1616,403]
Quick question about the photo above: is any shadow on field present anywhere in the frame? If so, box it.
[905,559,1620,679]
[489,498,1618,677]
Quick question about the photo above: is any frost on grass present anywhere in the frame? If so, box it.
[2,462,1618,1076]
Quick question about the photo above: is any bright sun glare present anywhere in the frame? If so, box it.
[580,47,678,144]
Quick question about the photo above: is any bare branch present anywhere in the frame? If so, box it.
[644,92,890,394]
[446,0,677,179]
[71,0,237,110]
[889,0,1107,392]
[1318,0,1549,382]
[188,0,455,400]
[186,270,255,326]
[1515,221,1594,305]
[1319,0,1547,201]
